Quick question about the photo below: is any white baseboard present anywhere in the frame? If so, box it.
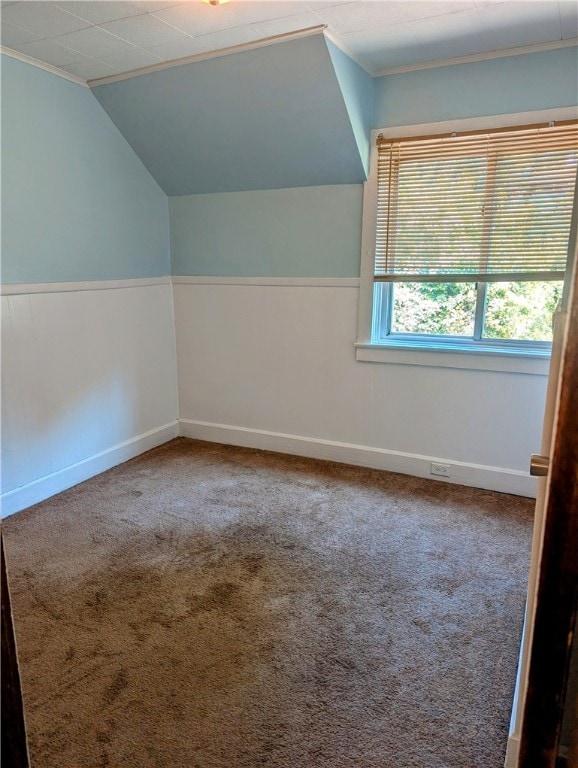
[179,419,536,497]
[1,416,534,518]
[0,421,179,518]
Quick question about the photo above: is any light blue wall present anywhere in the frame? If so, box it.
[326,39,374,174]
[170,46,576,280]
[170,185,363,278]
[92,35,367,196]
[4,44,576,283]
[374,46,578,128]
[1,55,169,284]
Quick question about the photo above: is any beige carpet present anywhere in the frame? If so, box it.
[3,438,534,768]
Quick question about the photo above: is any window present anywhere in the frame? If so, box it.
[359,119,578,368]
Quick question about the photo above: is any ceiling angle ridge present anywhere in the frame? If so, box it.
[87,25,328,88]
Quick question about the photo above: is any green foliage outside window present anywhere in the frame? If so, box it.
[391,280,563,342]
[392,283,476,336]
[484,281,563,341]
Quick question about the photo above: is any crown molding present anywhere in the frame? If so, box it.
[88,24,328,87]
[374,37,578,78]
[0,45,89,86]
[4,30,576,92]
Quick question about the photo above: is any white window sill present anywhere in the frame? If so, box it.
[355,341,551,375]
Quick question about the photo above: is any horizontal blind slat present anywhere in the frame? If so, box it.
[374,121,578,281]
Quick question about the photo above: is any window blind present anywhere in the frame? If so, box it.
[375,121,578,282]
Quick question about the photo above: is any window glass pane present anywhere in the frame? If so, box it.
[391,282,476,336]
[483,281,563,342]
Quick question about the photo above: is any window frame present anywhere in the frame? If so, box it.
[356,108,577,375]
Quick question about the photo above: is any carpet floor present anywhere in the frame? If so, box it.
[3,438,534,768]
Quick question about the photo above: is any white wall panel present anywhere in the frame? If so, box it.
[174,282,548,495]
[1,283,178,511]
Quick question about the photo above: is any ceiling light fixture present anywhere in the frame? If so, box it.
[202,0,231,5]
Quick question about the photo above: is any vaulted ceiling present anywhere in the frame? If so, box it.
[1,0,576,82]
[2,2,576,197]
[91,32,373,194]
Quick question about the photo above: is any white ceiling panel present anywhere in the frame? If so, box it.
[480,2,561,50]
[317,1,477,33]
[100,13,193,47]
[315,2,409,34]
[12,37,89,65]
[0,19,41,45]
[230,1,305,24]
[342,23,426,69]
[306,1,352,9]
[63,57,121,79]
[2,1,90,37]
[151,3,244,37]
[52,24,149,57]
[410,8,490,60]
[401,1,476,22]
[559,0,578,39]
[144,35,209,60]
[194,23,265,50]
[133,1,184,11]
[473,0,513,7]
[58,0,178,24]
[0,0,575,82]
[103,46,163,69]
[54,1,131,24]
[248,10,324,37]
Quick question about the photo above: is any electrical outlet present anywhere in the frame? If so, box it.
[431,462,452,477]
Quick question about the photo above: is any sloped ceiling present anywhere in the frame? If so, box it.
[326,37,373,176]
[91,32,370,196]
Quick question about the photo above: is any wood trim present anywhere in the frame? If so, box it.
[374,38,578,77]
[0,46,88,87]
[357,138,380,344]
[88,25,327,87]
[355,343,550,375]
[374,108,578,142]
[0,277,171,295]
[1,534,29,767]
[519,232,578,764]
[376,119,578,145]
[171,276,360,287]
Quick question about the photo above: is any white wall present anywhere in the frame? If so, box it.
[1,280,178,516]
[1,275,546,518]
[1,55,176,518]
[174,278,547,497]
